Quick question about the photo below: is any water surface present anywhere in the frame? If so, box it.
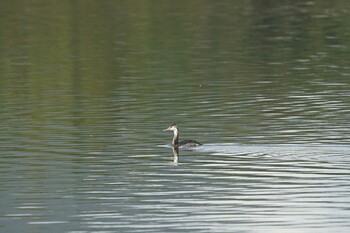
[0,1,350,233]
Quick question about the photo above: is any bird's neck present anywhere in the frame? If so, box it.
[172,128,179,146]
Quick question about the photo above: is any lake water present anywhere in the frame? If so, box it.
[1,1,350,233]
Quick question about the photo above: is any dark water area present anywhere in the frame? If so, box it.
[0,1,350,232]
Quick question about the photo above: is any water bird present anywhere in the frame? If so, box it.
[163,124,202,147]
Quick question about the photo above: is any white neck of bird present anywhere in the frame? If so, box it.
[172,128,179,146]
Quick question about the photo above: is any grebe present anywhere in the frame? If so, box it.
[163,124,202,147]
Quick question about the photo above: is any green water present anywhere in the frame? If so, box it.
[1,1,350,233]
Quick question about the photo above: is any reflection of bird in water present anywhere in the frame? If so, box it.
[172,146,179,164]
[163,124,202,147]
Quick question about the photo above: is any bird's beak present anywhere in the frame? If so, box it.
[163,127,170,131]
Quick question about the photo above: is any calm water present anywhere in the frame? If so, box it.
[1,1,350,232]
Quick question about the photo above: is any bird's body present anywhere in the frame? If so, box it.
[163,124,202,147]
